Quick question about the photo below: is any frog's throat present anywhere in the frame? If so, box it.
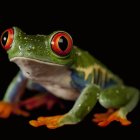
[10,57,67,81]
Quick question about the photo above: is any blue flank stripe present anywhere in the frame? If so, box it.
[71,70,118,91]
[71,70,90,91]
[103,79,118,89]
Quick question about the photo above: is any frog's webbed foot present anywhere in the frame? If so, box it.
[20,93,64,111]
[29,115,64,129]
[0,101,30,118]
[92,109,131,127]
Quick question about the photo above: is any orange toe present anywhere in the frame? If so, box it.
[29,120,43,127]
[0,102,13,118]
[116,116,131,126]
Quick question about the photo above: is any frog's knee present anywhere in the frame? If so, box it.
[99,85,139,109]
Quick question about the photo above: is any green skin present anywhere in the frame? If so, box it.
[1,27,139,128]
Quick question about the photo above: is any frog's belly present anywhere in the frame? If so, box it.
[41,83,80,101]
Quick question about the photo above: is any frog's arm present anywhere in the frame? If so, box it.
[0,71,29,118]
[29,84,100,129]
[3,71,28,102]
[0,70,64,119]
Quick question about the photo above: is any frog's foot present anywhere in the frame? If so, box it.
[92,109,131,127]
[0,101,30,118]
[93,109,114,123]
[29,115,64,129]
[20,93,64,110]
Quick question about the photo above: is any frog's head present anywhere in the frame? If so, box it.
[0,27,75,66]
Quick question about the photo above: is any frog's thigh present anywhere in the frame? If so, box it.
[99,85,139,110]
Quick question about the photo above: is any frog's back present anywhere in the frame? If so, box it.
[71,46,123,90]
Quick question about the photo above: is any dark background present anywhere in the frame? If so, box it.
[0,1,139,139]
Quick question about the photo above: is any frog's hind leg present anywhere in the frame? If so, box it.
[93,85,139,127]
[20,80,64,110]
[19,93,64,111]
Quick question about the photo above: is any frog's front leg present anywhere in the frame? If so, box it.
[0,71,29,118]
[93,85,139,127]
[29,84,100,129]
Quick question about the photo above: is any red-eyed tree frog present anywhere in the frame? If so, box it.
[0,27,139,129]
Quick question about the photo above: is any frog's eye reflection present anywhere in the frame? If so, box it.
[51,32,73,56]
[0,28,14,51]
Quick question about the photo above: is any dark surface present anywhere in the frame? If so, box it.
[0,2,139,139]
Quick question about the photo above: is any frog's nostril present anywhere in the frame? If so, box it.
[26,71,30,75]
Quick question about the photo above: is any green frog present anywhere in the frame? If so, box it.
[0,27,139,129]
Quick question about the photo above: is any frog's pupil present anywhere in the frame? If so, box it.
[58,36,68,51]
[2,31,8,46]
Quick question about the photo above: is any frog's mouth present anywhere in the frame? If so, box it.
[10,57,69,81]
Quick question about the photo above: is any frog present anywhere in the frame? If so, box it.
[0,27,139,129]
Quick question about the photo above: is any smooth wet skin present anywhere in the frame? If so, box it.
[0,27,139,128]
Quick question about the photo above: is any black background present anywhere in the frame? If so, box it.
[0,1,139,139]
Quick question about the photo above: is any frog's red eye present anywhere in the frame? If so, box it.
[51,32,73,56]
[0,28,14,51]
